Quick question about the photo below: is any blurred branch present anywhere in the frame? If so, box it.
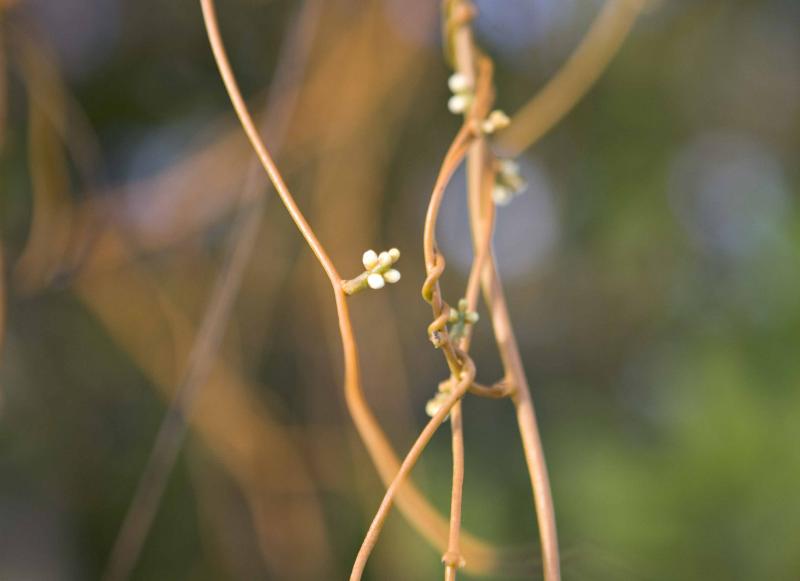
[101,202,267,581]
[496,0,645,156]
[75,235,332,578]
[14,48,73,292]
[102,2,324,580]
[12,30,101,182]
[0,239,5,371]
[10,28,103,291]
[0,12,7,152]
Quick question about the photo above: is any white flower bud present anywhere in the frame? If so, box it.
[499,158,520,176]
[493,184,513,206]
[425,398,441,418]
[383,269,401,284]
[362,249,378,270]
[426,392,451,418]
[481,109,511,134]
[505,173,527,194]
[448,72,471,94]
[367,273,386,289]
[490,109,510,128]
[448,94,471,114]
[377,251,392,268]
[388,248,400,262]
[448,308,459,323]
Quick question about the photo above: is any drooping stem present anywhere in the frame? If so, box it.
[200,0,338,284]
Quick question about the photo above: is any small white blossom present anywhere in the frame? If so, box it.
[481,109,510,134]
[383,269,401,284]
[367,273,386,289]
[362,249,378,270]
[344,248,403,294]
[448,72,472,94]
[499,158,520,176]
[448,94,472,114]
[448,298,480,342]
[425,391,450,418]
[492,157,527,206]
[378,251,392,268]
[492,184,513,206]
[447,70,476,116]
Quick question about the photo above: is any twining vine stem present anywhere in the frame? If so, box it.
[199,0,521,575]
[447,1,562,579]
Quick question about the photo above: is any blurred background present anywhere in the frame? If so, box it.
[1,0,799,579]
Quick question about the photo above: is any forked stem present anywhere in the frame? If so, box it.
[350,363,476,580]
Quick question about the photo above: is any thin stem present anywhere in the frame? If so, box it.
[200,0,339,286]
[468,380,514,399]
[350,363,476,581]
[422,124,474,269]
[442,6,497,581]
[467,129,562,578]
[496,0,644,156]
[442,49,497,581]
[444,401,465,580]
[482,258,561,580]
[443,58,494,581]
